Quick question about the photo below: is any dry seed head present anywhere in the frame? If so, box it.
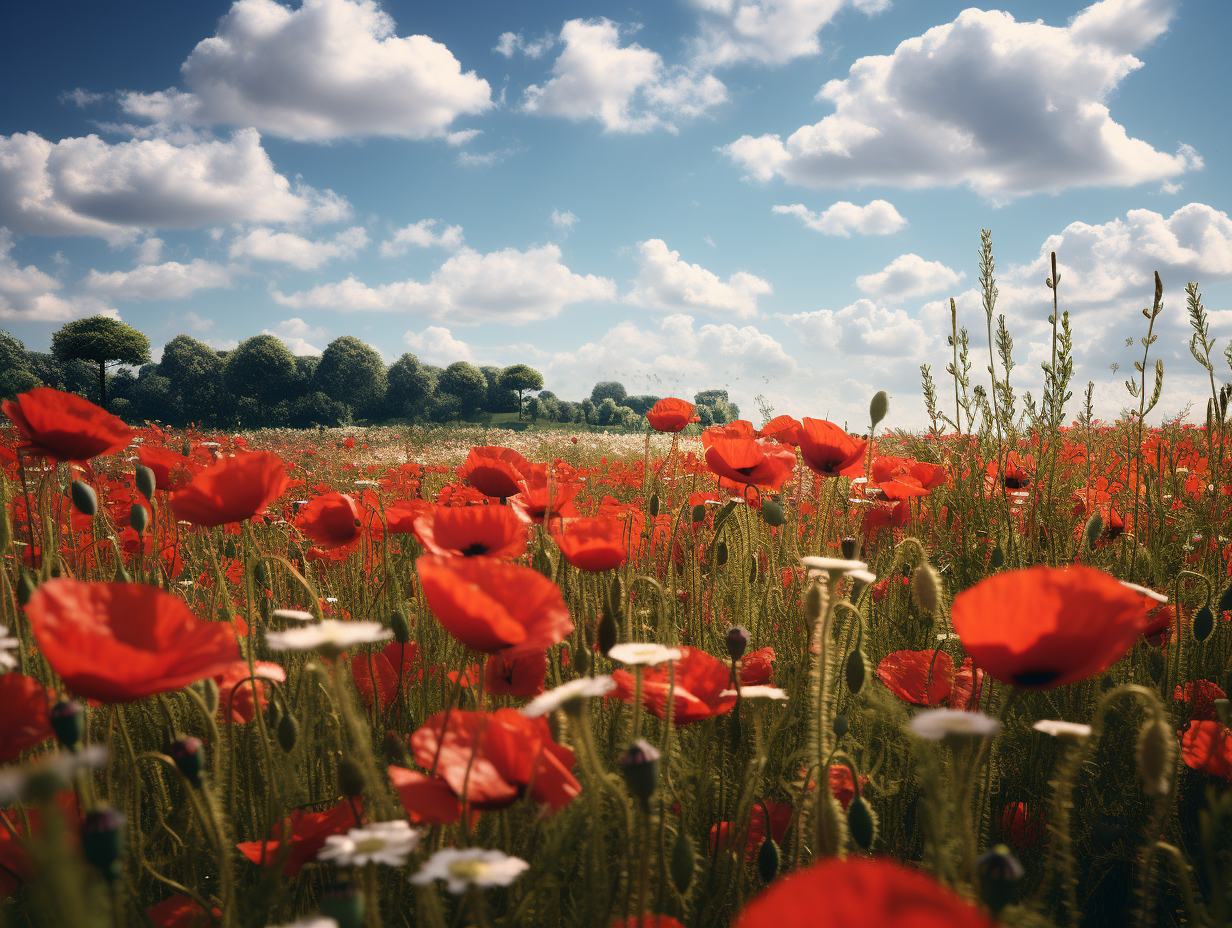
[911,561,940,613]
[1136,717,1175,797]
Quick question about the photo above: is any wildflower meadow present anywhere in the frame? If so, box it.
[1,247,1230,928]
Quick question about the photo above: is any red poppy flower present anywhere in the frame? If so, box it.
[384,498,433,533]
[876,650,956,706]
[1181,721,1232,778]
[551,517,627,572]
[214,660,287,724]
[137,445,194,491]
[409,708,580,811]
[388,766,463,825]
[296,492,362,550]
[739,646,775,685]
[758,415,802,446]
[732,856,995,928]
[1,793,81,900]
[484,650,547,697]
[461,446,532,498]
[347,651,399,710]
[611,917,686,928]
[704,437,796,491]
[826,764,868,811]
[171,451,290,527]
[1001,802,1045,850]
[1174,680,1227,722]
[414,504,528,559]
[416,555,573,655]
[2,387,132,462]
[147,895,219,928]
[796,419,866,478]
[1142,604,1176,646]
[0,672,53,763]
[711,800,793,864]
[26,578,241,703]
[646,397,700,432]
[703,421,758,442]
[951,566,1149,689]
[237,799,360,877]
[612,646,736,725]
[987,452,1033,491]
[509,469,581,525]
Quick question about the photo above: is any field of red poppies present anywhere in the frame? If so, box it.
[0,385,1230,928]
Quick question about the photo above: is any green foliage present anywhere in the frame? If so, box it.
[0,329,39,399]
[436,361,488,415]
[590,381,626,406]
[159,335,232,427]
[624,394,661,416]
[313,336,387,419]
[224,335,298,417]
[290,391,347,429]
[51,316,150,409]
[482,365,519,414]
[387,353,434,418]
[501,363,545,417]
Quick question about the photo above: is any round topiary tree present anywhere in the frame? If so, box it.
[591,381,627,407]
[436,362,488,417]
[500,364,545,419]
[223,335,298,423]
[313,336,387,419]
[387,353,434,418]
[51,316,151,409]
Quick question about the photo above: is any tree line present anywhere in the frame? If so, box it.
[0,316,739,431]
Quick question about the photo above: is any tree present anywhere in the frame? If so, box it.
[695,389,739,423]
[159,335,231,426]
[581,398,597,425]
[597,397,619,425]
[0,330,40,400]
[290,391,347,429]
[526,396,544,423]
[26,352,95,399]
[624,394,661,416]
[51,316,150,410]
[500,364,545,419]
[314,336,387,419]
[132,373,177,423]
[591,381,627,406]
[223,335,297,423]
[387,353,434,418]
[436,362,488,417]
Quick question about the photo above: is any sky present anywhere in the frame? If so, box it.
[1,0,1229,429]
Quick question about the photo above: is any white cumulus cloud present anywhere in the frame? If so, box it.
[523,19,727,133]
[0,229,118,321]
[780,298,932,358]
[551,209,578,233]
[379,219,465,257]
[83,259,233,301]
[772,200,905,237]
[689,0,848,67]
[231,226,368,269]
[404,325,476,365]
[120,0,492,141]
[262,317,330,356]
[723,0,1197,198]
[494,31,556,59]
[275,243,616,324]
[857,254,962,302]
[0,128,347,243]
[625,239,771,319]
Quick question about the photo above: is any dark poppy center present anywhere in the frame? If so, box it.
[734,465,757,476]
[1004,476,1030,489]
[1012,669,1061,687]
[461,543,490,557]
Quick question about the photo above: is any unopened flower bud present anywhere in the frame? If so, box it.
[71,480,97,516]
[130,502,148,535]
[338,757,365,797]
[725,626,750,661]
[869,391,889,428]
[135,465,156,501]
[1136,717,1175,797]
[1193,603,1214,642]
[619,739,660,811]
[845,649,869,695]
[977,844,1024,913]
[840,537,858,560]
[649,493,660,517]
[277,711,299,753]
[911,562,940,613]
[82,807,126,882]
[760,499,786,527]
[691,504,706,524]
[16,567,36,605]
[670,830,696,894]
[833,714,849,739]
[756,836,781,883]
[1082,513,1103,549]
[384,730,410,767]
[597,609,618,656]
[167,736,205,788]
[390,610,411,644]
[50,700,84,751]
[847,795,878,850]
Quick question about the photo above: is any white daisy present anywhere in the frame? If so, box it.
[721,685,787,700]
[410,848,529,895]
[845,568,878,585]
[800,556,868,574]
[317,820,421,867]
[608,643,681,667]
[0,625,19,670]
[522,676,616,718]
[1032,719,1093,740]
[272,609,315,623]
[265,620,392,657]
[909,709,1001,741]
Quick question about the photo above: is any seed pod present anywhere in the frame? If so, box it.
[223,539,237,560]
[977,844,1024,913]
[82,807,126,882]
[911,562,940,613]
[16,567,36,605]
[338,757,365,797]
[71,480,98,516]
[847,795,878,850]
[135,465,156,501]
[725,625,750,661]
[618,739,660,811]
[670,830,696,894]
[845,649,868,695]
[715,541,728,567]
[833,714,849,739]
[50,700,85,751]
[129,502,148,535]
[573,643,591,675]
[756,836,781,883]
[390,610,411,644]
[1136,717,1175,797]
[1193,603,1215,642]
[691,504,706,524]
[277,712,299,753]
[840,537,858,560]
[254,560,271,589]
[760,499,786,527]
[869,391,889,428]
[167,736,205,788]
[1083,513,1103,549]
[989,544,1004,569]
[597,609,618,656]
[649,493,660,517]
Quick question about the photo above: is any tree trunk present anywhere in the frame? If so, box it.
[98,361,106,410]
[516,388,524,419]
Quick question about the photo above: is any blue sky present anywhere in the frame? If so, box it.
[2,0,1229,428]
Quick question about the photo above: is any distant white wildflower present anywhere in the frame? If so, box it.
[1119,581,1167,603]
[845,568,878,585]
[800,556,868,574]
[265,620,391,657]
[354,480,380,488]
[1033,720,1092,740]
[910,709,1000,741]
[411,848,529,895]
[272,609,315,623]
[0,625,19,670]
[522,676,616,718]
[721,685,787,700]
[317,820,421,867]
[608,643,681,667]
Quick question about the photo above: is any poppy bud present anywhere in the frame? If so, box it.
[715,541,728,567]
[321,881,365,928]
[977,844,1024,913]
[167,736,205,788]
[691,504,706,524]
[267,694,282,730]
[113,561,132,584]
[50,700,85,751]
[224,539,237,560]
[338,757,365,798]
[1136,717,1175,797]
[649,493,660,517]
[71,480,98,516]
[254,560,270,589]
[756,836,781,883]
[989,545,1004,569]
[609,575,624,613]
[670,830,696,894]
[1082,513,1103,549]
[198,678,220,715]
[847,795,878,850]
[278,712,299,753]
[574,643,592,675]
[82,807,126,882]
[869,391,889,428]
[760,499,786,527]
[1193,603,1214,642]
[619,739,660,811]
[130,502,148,535]
[597,609,618,656]
[845,649,868,695]
[840,537,858,560]
[911,562,940,613]
[17,567,36,605]
[135,465,156,501]
[384,730,410,767]
[725,626,750,661]
[833,714,849,739]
